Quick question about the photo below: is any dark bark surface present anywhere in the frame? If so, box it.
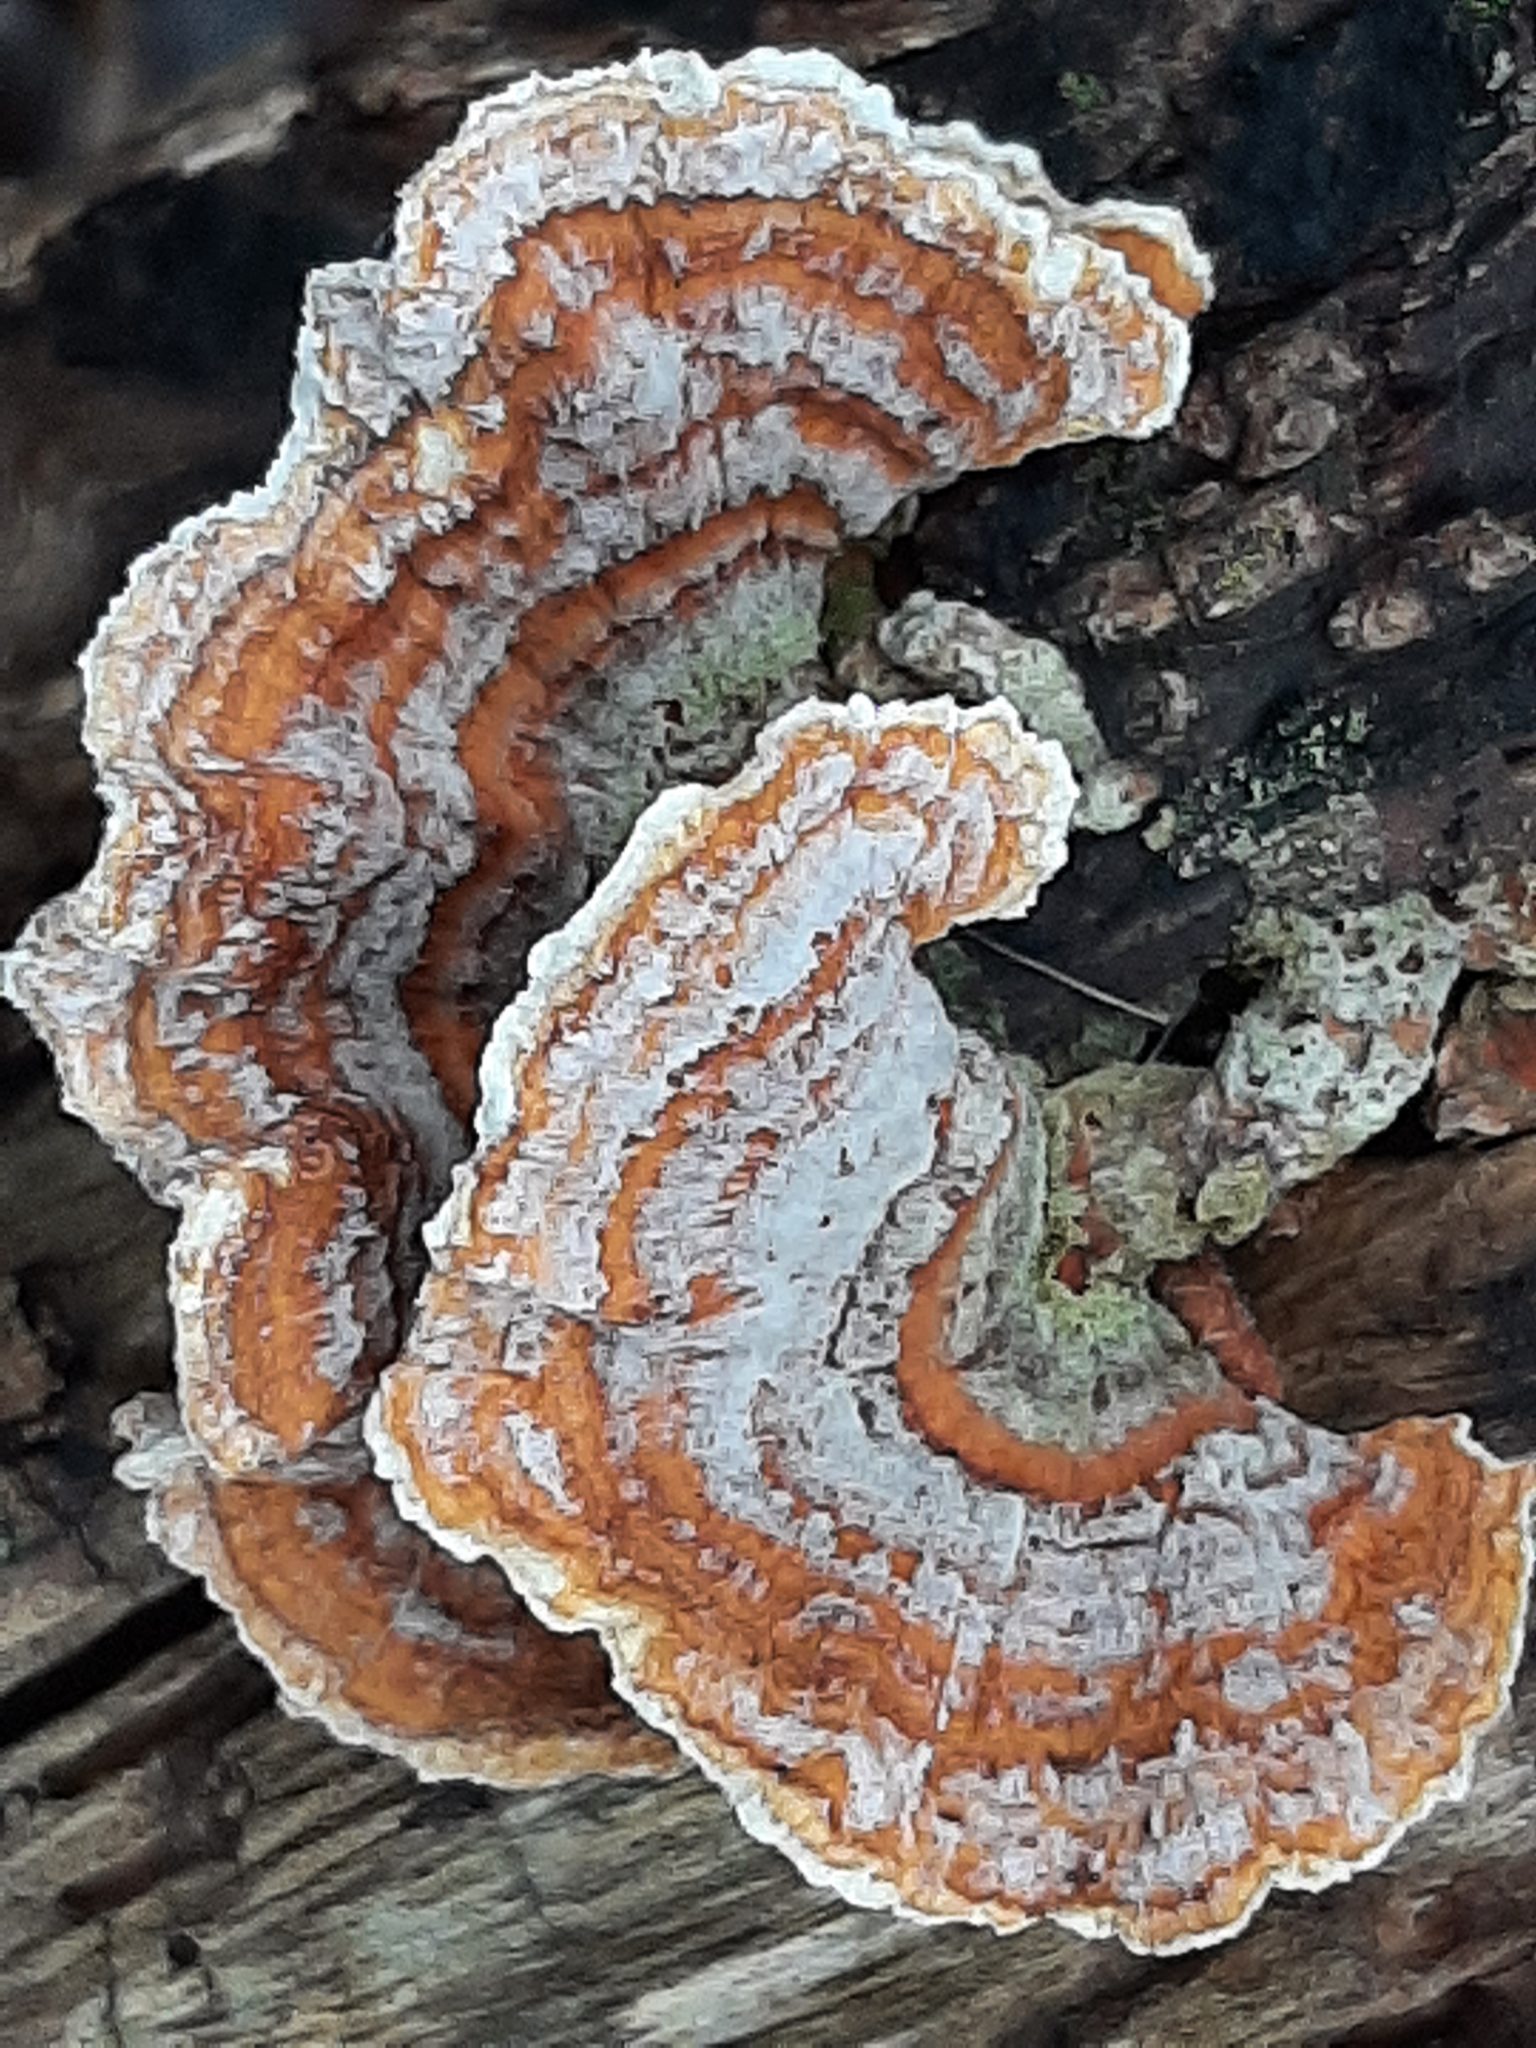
[3,3,1536,2042]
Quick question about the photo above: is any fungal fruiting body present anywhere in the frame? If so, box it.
[8,41,1529,1942]
[368,693,1535,1953]
[0,52,1211,1794]
[2,47,1210,1479]
[114,1395,672,1783]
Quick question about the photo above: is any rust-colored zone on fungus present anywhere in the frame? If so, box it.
[95,178,1192,1468]
[133,1423,671,1783]
[375,1355,1534,1945]
[1091,226,1210,321]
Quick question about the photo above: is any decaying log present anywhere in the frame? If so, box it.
[3,1,1535,2040]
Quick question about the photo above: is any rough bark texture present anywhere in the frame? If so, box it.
[3,2,1535,2042]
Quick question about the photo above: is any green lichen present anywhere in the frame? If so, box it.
[1057,70,1109,113]
[968,1077,1221,1438]
[1037,1005,1152,1087]
[551,559,827,879]
[1213,555,1263,607]
[933,881,1470,1444]
[1040,1062,1206,1279]
[819,547,884,667]
[1034,1276,1195,1376]
[1153,698,1378,883]
[1193,1156,1276,1243]
[660,608,823,779]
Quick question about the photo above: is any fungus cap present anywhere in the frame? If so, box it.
[368,691,1535,1953]
[2,48,1211,1475]
[115,1395,671,1783]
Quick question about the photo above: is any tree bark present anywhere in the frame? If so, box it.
[4,3,1536,2042]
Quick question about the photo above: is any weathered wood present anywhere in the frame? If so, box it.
[3,1,1536,2040]
[2,1615,1532,2045]
[1237,1137,1536,1454]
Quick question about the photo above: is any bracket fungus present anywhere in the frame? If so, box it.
[6,44,1530,1948]
[115,1394,671,1783]
[369,691,1535,1952]
[3,46,1210,1478]
[0,53,1213,1799]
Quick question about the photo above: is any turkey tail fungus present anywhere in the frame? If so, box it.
[368,692,1535,1953]
[114,1394,672,1783]
[0,51,1214,1803]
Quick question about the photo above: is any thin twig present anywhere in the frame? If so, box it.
[1137,1013,1183,1066]
[960,929,1171,1029]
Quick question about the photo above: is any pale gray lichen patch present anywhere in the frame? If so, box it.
[876,593,1153,834]
[1188,893,1463,1229]
[1132,714,1482,1231]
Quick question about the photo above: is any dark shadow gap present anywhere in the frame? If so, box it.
[0,1579,213,1751]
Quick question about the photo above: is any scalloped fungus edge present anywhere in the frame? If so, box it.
[2,45,1212,1477]
[367,691,1536,1953]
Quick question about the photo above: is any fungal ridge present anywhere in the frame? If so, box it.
[367,689,1536,1951]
